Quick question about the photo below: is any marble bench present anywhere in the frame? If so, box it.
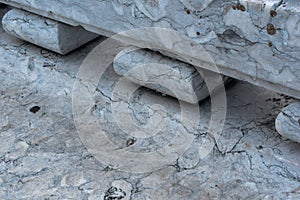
[0,0,299,142]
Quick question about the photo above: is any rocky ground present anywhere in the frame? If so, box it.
[0,5,299,200]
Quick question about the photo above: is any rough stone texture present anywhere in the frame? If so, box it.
[114,47,230,104]
[0,0,299,99]
[276,102,300,143]
[0,6,300,200]
[2,8,98,55]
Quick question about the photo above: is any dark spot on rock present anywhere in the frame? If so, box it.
[104,186,126,200]
[43,61,56,68]
[186,9,191,15]
[30,106,41,114]
[268,41,273,47]
[267,23,276,35]
[270,10,277,17]
[196,32,200,36]
[272,98,281,102]
[257,145,263,150]
[238,4,246,11]
[126,138,136,147]
[234,4,246,11]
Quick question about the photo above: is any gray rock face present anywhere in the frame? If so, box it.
[0,4,300,200]
[0,0,299,99]
[114,47,230,104]
[276,102,300,143]
[2,8,99,54]
[0,4,300,197]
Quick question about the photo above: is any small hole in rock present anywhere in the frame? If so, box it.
[30,106,41,114]
[257,145,263,150]
[270,10,277,17]
[126,138,136,147]
[268,42,273,47]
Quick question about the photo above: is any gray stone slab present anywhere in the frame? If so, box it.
[276,102,300,143]
[0,0,299,99]
[2,8,99,54]
[114,47,230,104]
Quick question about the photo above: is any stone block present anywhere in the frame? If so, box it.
[0,0,299,99]
[276,102,300,143]
[114,48,230,104]
[2,8,99,54]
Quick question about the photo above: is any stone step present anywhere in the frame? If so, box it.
[114,47,230,104]
[276,102,300,143]
[1,8,99,55]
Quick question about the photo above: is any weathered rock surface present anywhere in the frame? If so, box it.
[114,47,230,104]
[276,102,300,143]
[0,0,299,99]
[0,5,299,200]
[2,8,98,54]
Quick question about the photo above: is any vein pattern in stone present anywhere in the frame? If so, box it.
[276,102,300,143]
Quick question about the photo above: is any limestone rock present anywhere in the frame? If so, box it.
[2,8,99,54]
[276,102,300,143]
[114,48,230,104]
[0,0,299,99]
[1,5,300,200]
